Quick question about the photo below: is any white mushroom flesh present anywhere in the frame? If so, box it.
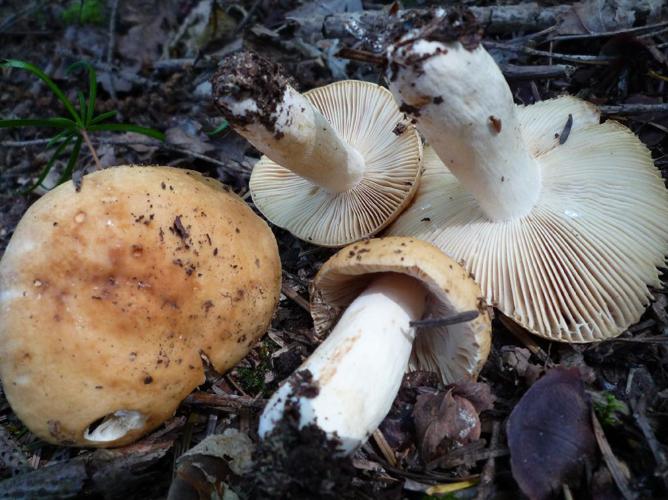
[83,410,147,443]
[387,38,541,221]
[259,273,427,454]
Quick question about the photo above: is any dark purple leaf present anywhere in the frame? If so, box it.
[507,367,596,500]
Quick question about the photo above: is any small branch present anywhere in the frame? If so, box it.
[80,129,102,170]
[475,420,501,500]
[485,41,613,65]
[183,391,266,411]
[548,20,668,42]
[0,138,249,176]
[105,0,120,100]
[500,63,574,80]
[599,103,668,116]
[591,410,636,500]
[281,282,310,312]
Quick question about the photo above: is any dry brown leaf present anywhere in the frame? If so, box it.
[413,381,494,462]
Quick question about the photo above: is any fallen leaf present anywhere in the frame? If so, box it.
[413,381,494,462]
[557,0,664,36]
[167,429,254,500]
[507,367,596,500]
[165,118,215,155]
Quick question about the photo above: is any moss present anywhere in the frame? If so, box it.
[61,0,106,26]
[236,340,275,396]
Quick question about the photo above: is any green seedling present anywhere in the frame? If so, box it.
[593,391,628,426]
[0,59,164,193]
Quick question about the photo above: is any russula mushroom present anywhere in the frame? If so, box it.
[211,51,422,247]
[0,166,281,447]
[385,11,668,342]
[259,237,491,454]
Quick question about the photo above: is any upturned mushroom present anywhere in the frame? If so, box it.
[0,166,281,446]
[385,11,668,342]
[211,51,422,247]
[259,237,491,454]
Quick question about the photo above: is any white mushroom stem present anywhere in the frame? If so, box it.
[259,273,427,454]
[387,40,541,221]
[213,54,365,193]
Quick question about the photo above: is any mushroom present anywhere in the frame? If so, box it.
[211,51,422,247]
[385,11,668,342]
[259,237,491,454]
[0,166,281,446]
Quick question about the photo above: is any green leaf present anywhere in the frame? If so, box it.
[23,135,74,193]
[90,110,117,124]
[1,59,81,124]
[57,135,83,185]
[86,123,165,141]
[207,119,229,136]
[77,91,87,120]
[67,61,97,126]
[0,117,76,129]
[46,129,74,150]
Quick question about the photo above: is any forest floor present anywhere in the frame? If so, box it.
[0,1,667,498]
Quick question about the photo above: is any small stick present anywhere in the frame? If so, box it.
[410,310,479,328]
[80,129,102,170]
[591,410,636,500]
[372,429,397,467]
[475,420,501,500]
[281,283,310,312]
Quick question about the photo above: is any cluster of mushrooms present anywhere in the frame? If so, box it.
[1,9,667,462]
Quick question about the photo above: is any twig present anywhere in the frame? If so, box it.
[0,1,45,33]
[281,282,310,312]
[105,0,120,100]
[591,410,636,500]
[500,63,574,80]
[372,429,397,468]
[484,41,613,65]
[336,47,573,80]
[183,391,266,411]
[599,103,668,116]
[475,420,500,500]
[548,20,668,42]
[232,0,262,37]
[0,137,249,176]
[630,395,668,490]
[80,129,102,170]
[498,314,552,364]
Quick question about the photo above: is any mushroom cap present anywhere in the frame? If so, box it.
[249,80,422,247]
[310,237,491,383]
[388,96,668,342]
[0,166,281,447]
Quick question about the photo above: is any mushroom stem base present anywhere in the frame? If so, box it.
[259,273,427,454]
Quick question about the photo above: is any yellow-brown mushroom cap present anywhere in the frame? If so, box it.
[310,237,491,383]
[250,81,423,247]
[0,166,281,447]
